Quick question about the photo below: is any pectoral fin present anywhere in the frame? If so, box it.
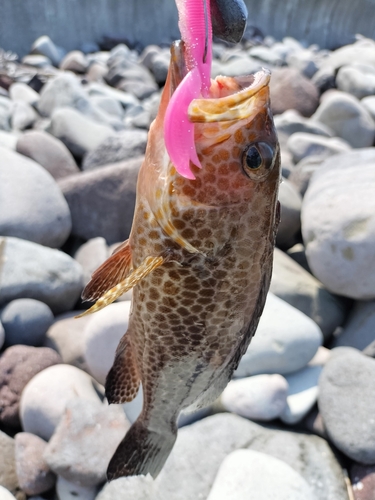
[76,255,164,317]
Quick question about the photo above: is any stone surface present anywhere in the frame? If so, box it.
[288,155,326,196]
[0,345,61,428]
[0,486,17,500]
[350,464,375,500]
[0,237,83,314]
[235,293,323,377]
[11,101,38,130]
[270,248,346,340]
[0,299,54,347]
[286,49,319,78]
[0,431,23,500]
[59,157,141,244]
[318,348,375,463]
[31,35,65,66]
[287,132,351,164]
[302,152,375,299]
[275,110,333,146]
[0,147,72,247]
[44,399,130,486]
[0,130,18,150]
[276,178,302,249]
[59,50,88,73]
[207,449,315,500]
[9,83,40,106]
[56,477,97,500]
[336,63,375,99]
[311,91,375,148]
[332,300,375,350]
[16,131,79,180]
[15,432,55,495]
[0,96,11,131]
[82,130,147,170]
[74,237,109,286]
[96,476,154,500]
[219,374,288,421]
[20,364,102,440]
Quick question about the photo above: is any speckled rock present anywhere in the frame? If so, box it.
[277,178,302,249]
[0,345,62,428]
[0,431,24,500]
[332,300,375,350]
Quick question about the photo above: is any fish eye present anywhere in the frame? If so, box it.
[242,142,276,180]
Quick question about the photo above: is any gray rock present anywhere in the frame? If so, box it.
[11,101,38,130]
[0,431,23,500]
[275,110,333,148]
[0,96,12,131]
[50,107,114,158]
[149,51,170,85]
[320,39,375,74]
[20,364,102,440]
[249,45,284,66]
[123,105,152,130]
[0,130,18,150]
[0,237,83,314]
[90,95,124,119]
[44,399,130,486]
[118,80,158,100]
[82,130,147,170]
[16,131,79,180]
[318,348,375,463]
[277,178,302,249]
[9,83,40,106]
[96,476,154,500]
[56,476,97,500]
[235,293,323,377]
[287,132,351,164]
[30,35,66,66]
[361,95,375,122]
[74,237,109,286]
[59,157,141,244]
[15,433,55,496]
[211,57,262,78]
[0,345,61,428]
[87,82,139,110]
[336,63,375,99]
[0,147,72,247]
[332,300,375,350]
[288,155,326,196]
[350,464,375,500]
[207,449,316,500]
[287,243,312,272]
[286,49,319,79]
[1,299,54,347]
[311,90,375,148]
[22,55,53,68]
[59,51,89,73]
[270,248,346,340]
[301,152,375,299]
[86,62,108,83]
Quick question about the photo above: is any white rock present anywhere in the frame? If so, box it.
[361,95,375,121]
[0,486,17,500]
[280,365,322,424]
[31,36,66,66]
[9,83,40,106]
[235,293,323,377]
[20,364,101,440]
[336,63,375,99]
[11,98,38,131]
[206,449,315,500]
[219,374,288,421]
[83,302,131,385]
[332,300,375,350]
[74,237,109,286]
[96,475,154,500]
[56,476,96,500]
[0,131,18,150]
[287,132,351,164]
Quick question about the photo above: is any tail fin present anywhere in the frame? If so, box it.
[107,418,177,480]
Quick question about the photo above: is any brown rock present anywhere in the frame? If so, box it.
[0,346,62,428]
[0,430,25,500]
[350,464,375,500]
[270,68,319,117]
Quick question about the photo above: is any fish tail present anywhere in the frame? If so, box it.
[107,417,177,480]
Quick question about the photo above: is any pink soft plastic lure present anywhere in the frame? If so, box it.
[164,0,212,179]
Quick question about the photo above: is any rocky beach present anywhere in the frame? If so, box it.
[1,27,375,500]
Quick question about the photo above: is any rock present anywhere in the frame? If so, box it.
[16,131,79,180]
[118,80,158,100]
[9,83,40,106]
[0,299,54,347]
[276,178,302,249]
[149,51,170,85]
[59,158,141,244]
[86,62,108,82]
[249,45,285,65]
[83,302,131,385]
[20,364,102,440]
[44,399,130,486]
[30,36,66,66]
[361,95,375,122]
[15,433,55,496]
[0,431,23,500]
[96,476,154,500]
[207,449,315,500]
[87,82,139,110]
[318,348,375,463]
[59,51,89,73]
[336,63,375,99]
[235,293,323,377]
[38,73,87,116]
[0,147,71,247]
[288,155,326,196]
[122,105,151,130]
[74,237,109,286]
[0,237,83,314]
[218,374,288,421]
[49,107,114,158]
[350,464,375,500]
[0,96,13,131]
[286,49,319,79]
[90,95,124,119]
[10,101,38,130]
[0,345,61,428]
[56,476,97,500]
[82,130,147,170]
[275,110,333,147]
[311,91,375,148]
[0,486,17,500]
[270,68,319,117]
[280,365,322,425]
[44,312,91,371]
[287,132,351,164]
[320,39,375,74]
[0,321,4,350]
[270,248,346,340]
[0,131,18,150]
[332,300,375,350]
[301,152,375,299]
[211,57,262,78]
[22,55,53,68]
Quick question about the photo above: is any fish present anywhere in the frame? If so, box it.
[79,0,280,481]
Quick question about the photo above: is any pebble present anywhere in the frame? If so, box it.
[0,237,83,314]
[0,299,54,347]
[9,83,40,106]
[311,90,375,148]
[30,35,66,67]
[206,449,315,500]
[318,347,375,463]
[0,486,17,500]
[96,476,154,500]
[149,51,170,85]
[90,95,124,119]
[59,158,141,244]
[332,300,375,350]
[0,130,18,150]
[235,293,323,377]
[211,57,262,78]
[270,248,346,340]
[336,63,375,99]
[20,364,102,440]
[301,151,375,299]
[16,131,79,180]
[0,431,23,500]
[350,464,375,500]
[276,178,302,249]
[22,54,52,68]
[288,155,327,196]
[74,237,109,286]
[287,132,351,164]
[59,50,89,73]
[15,432,56,496]
[11,101,38,130]
[286,49,319,78]
[87,82,139,110]
[360,95,375,122]
[0,345,62,428]
[81,129,147,170]
[218,374,288,421]
[56,476,97,500]
[0,96,11,131]
[44,399,130,486]
[275,110,333,146]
